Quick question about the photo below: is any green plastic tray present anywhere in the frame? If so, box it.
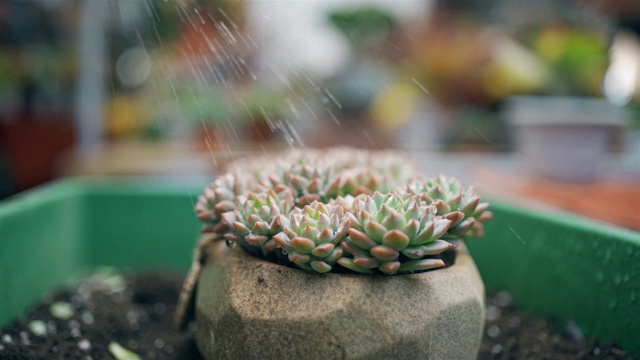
[1,178,638,355]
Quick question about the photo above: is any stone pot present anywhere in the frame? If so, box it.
[194,241,485,359]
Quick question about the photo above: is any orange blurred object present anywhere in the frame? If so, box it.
[477,167,640,231]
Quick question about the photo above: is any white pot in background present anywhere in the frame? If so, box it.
[506,96,628,182]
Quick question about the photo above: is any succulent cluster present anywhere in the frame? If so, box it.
[195,148,491,275]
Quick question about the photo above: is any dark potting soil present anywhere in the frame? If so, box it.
[0,271,203,360]
[0,271,636,360]
[478,292,636,360]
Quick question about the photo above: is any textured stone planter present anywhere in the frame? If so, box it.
[195,241,485,360]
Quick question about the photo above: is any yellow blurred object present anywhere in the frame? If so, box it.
[370,83,420,132]
[535,26,568,63]
[483,37,549,100]
[104,94,148,137]
[531,25,608,96]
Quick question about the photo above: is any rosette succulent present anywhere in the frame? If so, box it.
[221,187,295,252]
[194,148,491,275]
[194,173,245,233]
[405,175,493,239]
[272,202,349,273]
[338,192,456,275]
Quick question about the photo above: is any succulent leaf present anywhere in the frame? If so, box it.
[363,220,387,243]
[353,255,381,269]
[311,261,332,273]
[379,261,401,275]
[340,239,367,257]
[347,229,377,250]
[382,212,407,231]
[337,258,375,274]
[398,259,446,273]
[311,243,335,258]
[291,237,316,253]
[381,230,411,250]
[370,245,399,262]
[423,240,456,255]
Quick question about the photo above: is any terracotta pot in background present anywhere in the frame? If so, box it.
[0,116,75,192]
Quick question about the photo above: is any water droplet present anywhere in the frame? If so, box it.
[225,239,236,248]
[609,299,618,309]
[281,249,288,255]
[630,293,636,302]
[614,275,622,285]
[623,274,630,283]
[490,344,503,355]
[154,338,165,349]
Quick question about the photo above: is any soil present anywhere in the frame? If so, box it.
[0,271,637,360]
[479,292,636,360]
[0,271,203,360]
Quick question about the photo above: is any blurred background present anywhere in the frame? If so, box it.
[0,0,638,229]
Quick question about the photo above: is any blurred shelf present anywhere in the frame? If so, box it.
[60,140,217,177]
[60,144,640,231]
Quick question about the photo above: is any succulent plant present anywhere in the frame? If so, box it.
[194,148,491,275]
[405,176,493,239]
[221,187,295,253]
[272,202,349,273]
[195,174,246,233]
[337,192,456,275]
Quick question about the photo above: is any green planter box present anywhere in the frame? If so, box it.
[1,178,639,355]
